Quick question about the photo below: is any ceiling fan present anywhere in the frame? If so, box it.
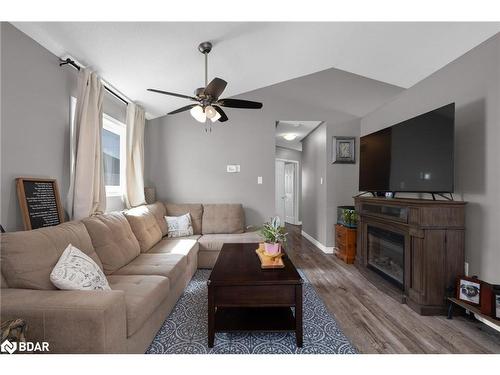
[148,41,263,123]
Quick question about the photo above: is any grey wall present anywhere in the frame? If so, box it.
[301,119,361,247]
[361,33,500,283]
[144,89,358,229]
[145,107,275,227]
[145,66,400,238]
[275,146,302,221]
[326,118,361,246]
[1,23,128,231]
[301,123,327,244]
[1,22,77,231]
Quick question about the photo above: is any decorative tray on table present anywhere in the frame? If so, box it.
[255,243,285,269]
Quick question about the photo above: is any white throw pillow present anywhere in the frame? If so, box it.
[50,244,111,291]
[165,213,194,238]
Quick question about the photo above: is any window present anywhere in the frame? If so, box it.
[103,114,126,196]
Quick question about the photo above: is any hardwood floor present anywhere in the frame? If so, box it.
[284,223,500,354]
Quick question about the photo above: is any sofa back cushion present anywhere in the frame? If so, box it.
[202,204,245,234]
[0,221,100,290]
[165,203,203,235]
[124,206,162,252]
[82,213,140,274]
[146,202,168,236]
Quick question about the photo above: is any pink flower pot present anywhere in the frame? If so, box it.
[264,242,281,255]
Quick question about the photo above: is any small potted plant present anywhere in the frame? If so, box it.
[342,209,358,228]
[260,216,287,255]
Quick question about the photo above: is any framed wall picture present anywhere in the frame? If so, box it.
[456,276,481,306]
[16,177,65,230]
[333,136,355,164]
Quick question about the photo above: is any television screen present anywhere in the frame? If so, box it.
[359,103,455,193]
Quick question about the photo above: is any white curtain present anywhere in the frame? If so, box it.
[67,68,106,220]
[124,103,146,208]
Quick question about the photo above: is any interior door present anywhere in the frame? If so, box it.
[284,163,295,224]
[275,160,286,223]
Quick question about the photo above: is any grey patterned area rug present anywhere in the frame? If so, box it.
[147,270,357,354]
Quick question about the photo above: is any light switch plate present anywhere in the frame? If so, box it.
[257,176,263,184]
[227,165,240,173]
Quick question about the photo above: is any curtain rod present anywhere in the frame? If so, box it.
[59,58,129,105]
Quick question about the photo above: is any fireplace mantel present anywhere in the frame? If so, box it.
[354,196,466,315]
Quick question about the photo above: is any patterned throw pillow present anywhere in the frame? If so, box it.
[50,244,111,291]
[165,213,194,238]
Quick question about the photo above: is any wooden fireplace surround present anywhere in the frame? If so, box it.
[354,196,466,315]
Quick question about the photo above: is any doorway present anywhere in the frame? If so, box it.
[275,158,299,225]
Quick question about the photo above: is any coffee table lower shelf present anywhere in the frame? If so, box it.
[214,307,296,332]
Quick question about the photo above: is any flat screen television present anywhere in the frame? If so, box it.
[359,103,455,193]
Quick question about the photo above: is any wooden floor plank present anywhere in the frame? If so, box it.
[284,223,500,354]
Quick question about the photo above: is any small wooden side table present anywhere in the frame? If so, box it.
[334,224,356,264]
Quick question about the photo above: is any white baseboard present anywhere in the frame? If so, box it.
[301,230,334,254]
[475,315,500,333]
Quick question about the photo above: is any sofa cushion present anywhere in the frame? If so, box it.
[146,202,168,237]
[107,275,169,337]
[124,205,162,252]
[0,221,101,290]
[50,244,111,291]
[82,213,140,275]
[147,236,200,266]
[202,204,245,234]
[197,251,220,269]
[198,231,263,251]
[165,203,203,235]
[112,253,187,286]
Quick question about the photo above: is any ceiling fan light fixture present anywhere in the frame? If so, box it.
[283,133,297,141]
[148,41,263,125]
[210,110,221,122]
[190,105,206,123]
[205,105,217,119]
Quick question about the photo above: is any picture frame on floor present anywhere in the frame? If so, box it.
[332,136,356,164]
[457,276,481,306]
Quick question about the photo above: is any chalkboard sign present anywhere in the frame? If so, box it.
[16,178,65,230]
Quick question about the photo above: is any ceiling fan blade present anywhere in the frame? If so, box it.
[168,104,198,115]
[213,105,228,122]
[203,78,227,99]
[147,88,198,101]
[218,98,263,109]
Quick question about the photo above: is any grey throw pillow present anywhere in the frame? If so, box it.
[50,244,111,291]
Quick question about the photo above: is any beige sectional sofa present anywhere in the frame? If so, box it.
[0,202,261,353]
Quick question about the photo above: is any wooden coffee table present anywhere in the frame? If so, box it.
[207,243,303,347]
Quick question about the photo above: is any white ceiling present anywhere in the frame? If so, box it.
[276,121,323,151]
[12,22,500,119]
